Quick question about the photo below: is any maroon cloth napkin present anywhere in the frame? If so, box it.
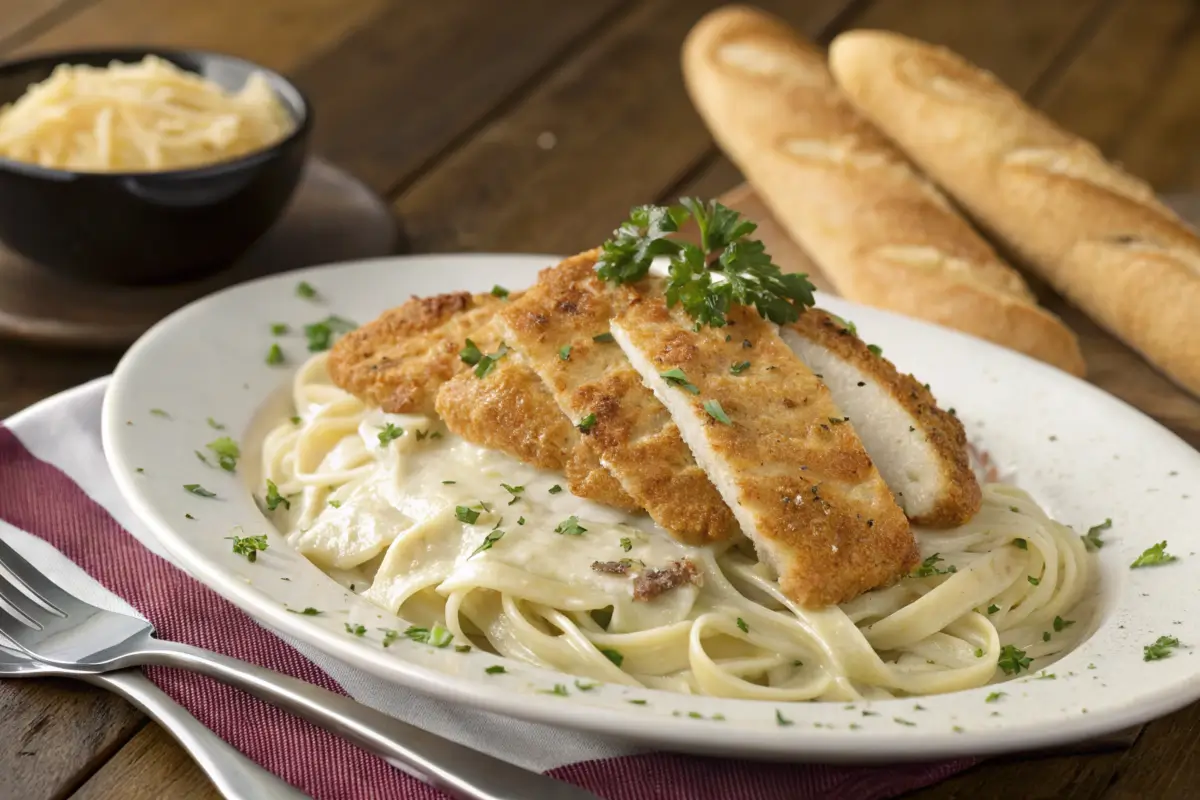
[0,394,975,799]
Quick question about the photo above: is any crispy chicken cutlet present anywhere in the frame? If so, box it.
[495,251,738,546]
[780,308,981,527]
[611,290,918,607]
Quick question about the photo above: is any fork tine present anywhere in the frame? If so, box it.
[0,570,60,624]
[0,537,82,615]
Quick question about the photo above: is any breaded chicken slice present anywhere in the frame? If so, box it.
[495,250,737,546]
[780,308,981,527]
[435,340,639,512]
[611,292,917,607]
[327,291,509,415]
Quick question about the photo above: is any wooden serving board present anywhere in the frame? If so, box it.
[718,183,1200,452]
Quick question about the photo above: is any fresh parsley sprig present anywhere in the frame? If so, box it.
[595,198,815,327]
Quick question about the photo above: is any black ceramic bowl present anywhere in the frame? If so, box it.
[0,48,311,285]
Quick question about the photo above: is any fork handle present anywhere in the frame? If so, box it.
[83,670,309,800]
[137,639,598,800]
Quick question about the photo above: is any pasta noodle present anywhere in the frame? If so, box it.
[262,353,1095,701]
[0,55,293,171]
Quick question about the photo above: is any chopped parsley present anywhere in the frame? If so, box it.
[518,517,526,525]
[491,284,509,299]
[378,422,405,447]
[998,645,1031,675]
[270,323,289,335]
[266,343,285,364]
[985,692,1005,703]
[703,399,732,425]
[442,480,456,485]
[729,361,751,375]
[455,506,481,525]
[459,338,483,366]
[628,699,647,705]
[577,413,597,433]
[619,536,633,552]
[329,499,343,509]
[296,281,317,298]
[559,344,571,361]
[206,436,240,472]
[304,315,356,352]
[381,629,400,647]
[1053,616,1075,632]
[600,648,624,667]
[185,513,196,520]
[548,484,563,494]
[866,344,883,357]
[894,718,916,727]
[405,624,454,648]
[183,483,216,498]
[555,516,587,536]
[1144,635,1181,661]
[912,553,957,578]
[485,665,507,674]
[150,408,170,418]
[206,417,226,430]
[501,483,524,504]
[226,533,268,562]
[775,709,794,727]
[1082,518,1111,551]
[595,199,815,327]
[287,607,322,616]
[542,684,570,697]
[1013,538,1028,550]
[195,450,211,466]
[290,416,302,425]
[736,617,749,633]
[470,530,505,558]
[1130,540,1177,568]
[593,332,615,344]
[472,342,510,379]
[987,604,1000,615]
[1028,575,1041,586]
[264,479,290,511]
[574,680,598,692]
[344,623,367,636]
[660,368,699,394]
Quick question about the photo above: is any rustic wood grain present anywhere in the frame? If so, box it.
[0,677,145,800]
[0,0,85,48]
[70,723,221,800]
[291,0,634,195]
[392,0,859,255]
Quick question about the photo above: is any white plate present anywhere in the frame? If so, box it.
[102,253,1200,763]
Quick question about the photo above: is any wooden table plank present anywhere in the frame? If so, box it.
[70,723,220,800]
[1,677,145,800]
[0,0,84,48]
[392,0,858,255]
[291,0,634,195]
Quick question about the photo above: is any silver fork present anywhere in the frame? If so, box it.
[0,647,309,799]
[0,538,599,800]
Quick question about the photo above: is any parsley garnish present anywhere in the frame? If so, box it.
[730,361,750,375]
[378,422,404,447]
[473,342,510,379]
[1054,616,1075,632]
[913,553,957,578]
[296,281,317,298]
[184,483,216,498]
[866,344,883,357]
[287,607,322,615]
[736,617,749,633]
[329,500,343,508]
[1028,575,1041,586]
[1013,538,1028,550]
[460,338,483,366]
[600,648,624,667]
[894,718,916,727]
[593,332,615,344]
[628,699,647,705]
[985,692,1005,703]
[1082,518,1111,551]
[594,199,815,327]
[501,483,524,504]
[559,344,571,361]
[270,323,289,335]
[518,516,525,525]
[491,285,509,299]
[290,416,302,425]
[542,684,570,697]
[405,624,454,648]
[485,665,507,674]
[206,436,240,472]
[1130,540,1177,568]
[304,316,356,352]
[660,367,700,394]
[703,399,732,425]
[575,680,598,692]
[548,484,563,494]
[206,417,226,430]
[344,623,366,636]
[577,413,597,433]
[619,536,633,552]
[195,450,211,466]
[381,629,400,647]
[150,408,170,418]
[998,645,1031,675]
[455,506,481,524]
[470,530,505,558]
[775,710,794,727]
[266,343,285,364]
[987,604,1000,614]
[1144,635,1181,661]
[555,516,587,536]
[226,533,267,562]
[264,479,289,511]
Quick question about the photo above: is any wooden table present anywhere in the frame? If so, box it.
[2,1,1199,798]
